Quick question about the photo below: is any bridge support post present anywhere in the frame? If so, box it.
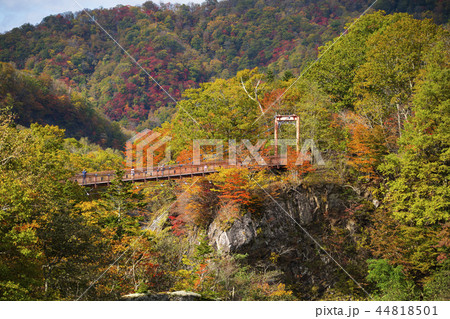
[274,114,300,156]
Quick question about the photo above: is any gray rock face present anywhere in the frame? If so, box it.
[227,213,256,249]
[122,290,203,301]
[208,186,324,254]
[208,214,256,253]
[207,183,351,296]
[208,221,231,253]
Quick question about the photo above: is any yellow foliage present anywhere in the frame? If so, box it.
[269,252,279,264]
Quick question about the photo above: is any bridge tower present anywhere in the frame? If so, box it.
[274,114,300,156]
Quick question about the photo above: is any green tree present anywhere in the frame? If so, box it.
[310,11,389,110]
[367,259,418,300]
[423,260,450,301]
[101,169,144,239]
[371,35,449,290]
[354,15,442,141]
[379,36,449,225]
[169,68,265,156]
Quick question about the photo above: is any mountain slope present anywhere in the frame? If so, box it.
[0,0,447,127]
[0,62,126,148]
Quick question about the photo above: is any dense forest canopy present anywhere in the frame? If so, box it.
[0,62,125,147]
[0,0,449,302]
[0,0,448,128]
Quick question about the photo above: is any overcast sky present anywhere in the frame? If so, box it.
[0,0,205,33]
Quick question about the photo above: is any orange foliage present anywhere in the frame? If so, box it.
[286,145,316,175]
[176,147,193,164]
[344,112,386,180]
[178,179,219,229]
[261,88,285,111]
[215,170,253,207]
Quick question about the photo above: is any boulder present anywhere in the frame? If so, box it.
[121,290,203,301]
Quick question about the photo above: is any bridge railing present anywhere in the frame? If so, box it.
[73,156,284,186]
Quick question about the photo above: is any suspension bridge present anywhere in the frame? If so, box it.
[73,156,286,187]
[74,115,302,187]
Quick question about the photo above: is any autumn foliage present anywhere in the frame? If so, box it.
[344,112,387,180]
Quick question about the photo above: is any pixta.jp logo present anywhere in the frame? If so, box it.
[126,129,171,170]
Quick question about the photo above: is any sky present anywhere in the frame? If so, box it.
[0,0,205,33]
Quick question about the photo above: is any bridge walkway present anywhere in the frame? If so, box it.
[73,156,284,187]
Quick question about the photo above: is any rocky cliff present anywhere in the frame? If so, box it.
[207,183,363,298]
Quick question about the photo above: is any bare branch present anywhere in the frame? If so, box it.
[240,77,264,113]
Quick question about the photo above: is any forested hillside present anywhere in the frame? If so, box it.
[0,0,447,128]
[0,62,125,147]
[0,0,449,302]
[162,11,449,300]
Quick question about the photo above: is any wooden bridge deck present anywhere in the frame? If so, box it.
[73,156,284,187]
